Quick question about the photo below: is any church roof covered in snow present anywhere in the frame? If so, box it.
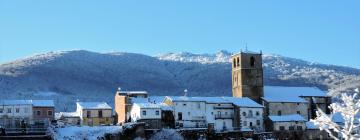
[268,114,306,122]
[77,102,112,110]
[262,86,328,103]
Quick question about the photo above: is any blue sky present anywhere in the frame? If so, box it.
[0,0,359,68]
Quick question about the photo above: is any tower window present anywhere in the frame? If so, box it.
[233,58,236,68]
[237,57,240,66]
[250,56,255,67]
[278,111,282,116]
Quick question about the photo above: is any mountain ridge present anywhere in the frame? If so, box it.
[1,50,359,111]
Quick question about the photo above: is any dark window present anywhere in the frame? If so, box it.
[279,126,285,130]
[237,57,240,66]
[142,110,146,116]
[87,111,91,118]
[297,111,300,114]
[0,109,3,113]
[233,58,236,67]
[188,112,190,115]
[249,122,253,127]
[256,120,260,125]
[256,111,260,116]
[242,112,246,116]
[278,111,281,116]
[7,108,11,113]
[250,56,255,67]
[297,126,303,130]
[98,110,103,118]
[156,110,159,115]
[178,112,182,120]
[289,126,295,130]
[249,110,253,117]
[37,110,41,116]
[297,103,300,105]
[48,110,53,116]
[16,108,20,113]
[183,104,186,106]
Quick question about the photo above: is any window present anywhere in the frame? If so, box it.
[289,126,295,130]
[48,110,53,116]
[256,111,260,116]
[256,120,260,126]
[16,108,20,113]
[0,109,3,113]
[98,110,103,118]
[237,57,240,66]
[277,111,281,116]
[297,111,300,114]
[250,56,255,67]
[183,104,186,106]
[188,112,190,115]
[233,58,236,68]
[156,110,160,115]
[178,112,182,120]
[243,121,247,126]
[249,122,253,127]
[142,110,146,116]
[297,126,303,130]
[87,111,91,118]
[7,108,11,113]
[211,112,213,115]
[242,112,246,116]
[297,103,300,105]
[37,110,41,116]
[279,126,285,130]
[248,110,253,117]
[197,103,201,109]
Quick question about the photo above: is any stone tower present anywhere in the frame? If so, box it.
[231,51,264,103]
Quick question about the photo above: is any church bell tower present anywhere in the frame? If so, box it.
[231,51,264,103]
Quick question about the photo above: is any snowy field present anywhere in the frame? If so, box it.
[51,126,123,140]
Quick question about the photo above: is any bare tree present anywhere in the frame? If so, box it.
[311,89,360,140]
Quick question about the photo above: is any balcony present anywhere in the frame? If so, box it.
[215,114,234,119]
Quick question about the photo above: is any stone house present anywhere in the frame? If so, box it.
[32,100,55,122]
[76,102,113,126]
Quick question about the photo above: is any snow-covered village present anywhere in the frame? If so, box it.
[1,1,360,140]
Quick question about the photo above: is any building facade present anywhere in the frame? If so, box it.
[114,90,148,124]
[0,100,33,127]
[32,100,55,122]
[76,102,113,126]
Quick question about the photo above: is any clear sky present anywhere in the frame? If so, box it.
[0,0,359,68]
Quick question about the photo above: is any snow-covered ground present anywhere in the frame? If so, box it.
[51,125,123,140]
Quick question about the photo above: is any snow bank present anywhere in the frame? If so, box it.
[52,126,123,140]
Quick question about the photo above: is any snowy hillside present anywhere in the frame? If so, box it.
[0,50,359,111]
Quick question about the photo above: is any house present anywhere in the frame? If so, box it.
[114,89,148,124]
[305,121,333,140]
[224,97,264,133]
[267,114,307,139]
[0,100,33,128]
[130,102,162,129]
[55,112,80,125]
[76,102,113,126]
[262,86,310,120]
[164,96,207,129]
[263,86,330,120]
[32,100,55,122]
[200,97,234,132]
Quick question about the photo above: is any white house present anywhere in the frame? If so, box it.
[224,97,264,132]
[165,96,207,129]
[201,97,234,132]
[0,100,33,127]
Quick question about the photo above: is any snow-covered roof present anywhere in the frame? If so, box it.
[306,122,319,130]
[148,96,167,104]
[77,102,112,110]
[268,114,306,122]
[0,100,33,105]
[263,86,327,103]
[169,96,206,102]
[133,103,161,109]
[32,100,55,107]
[118,91,148,95]
[223,97,263,108]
